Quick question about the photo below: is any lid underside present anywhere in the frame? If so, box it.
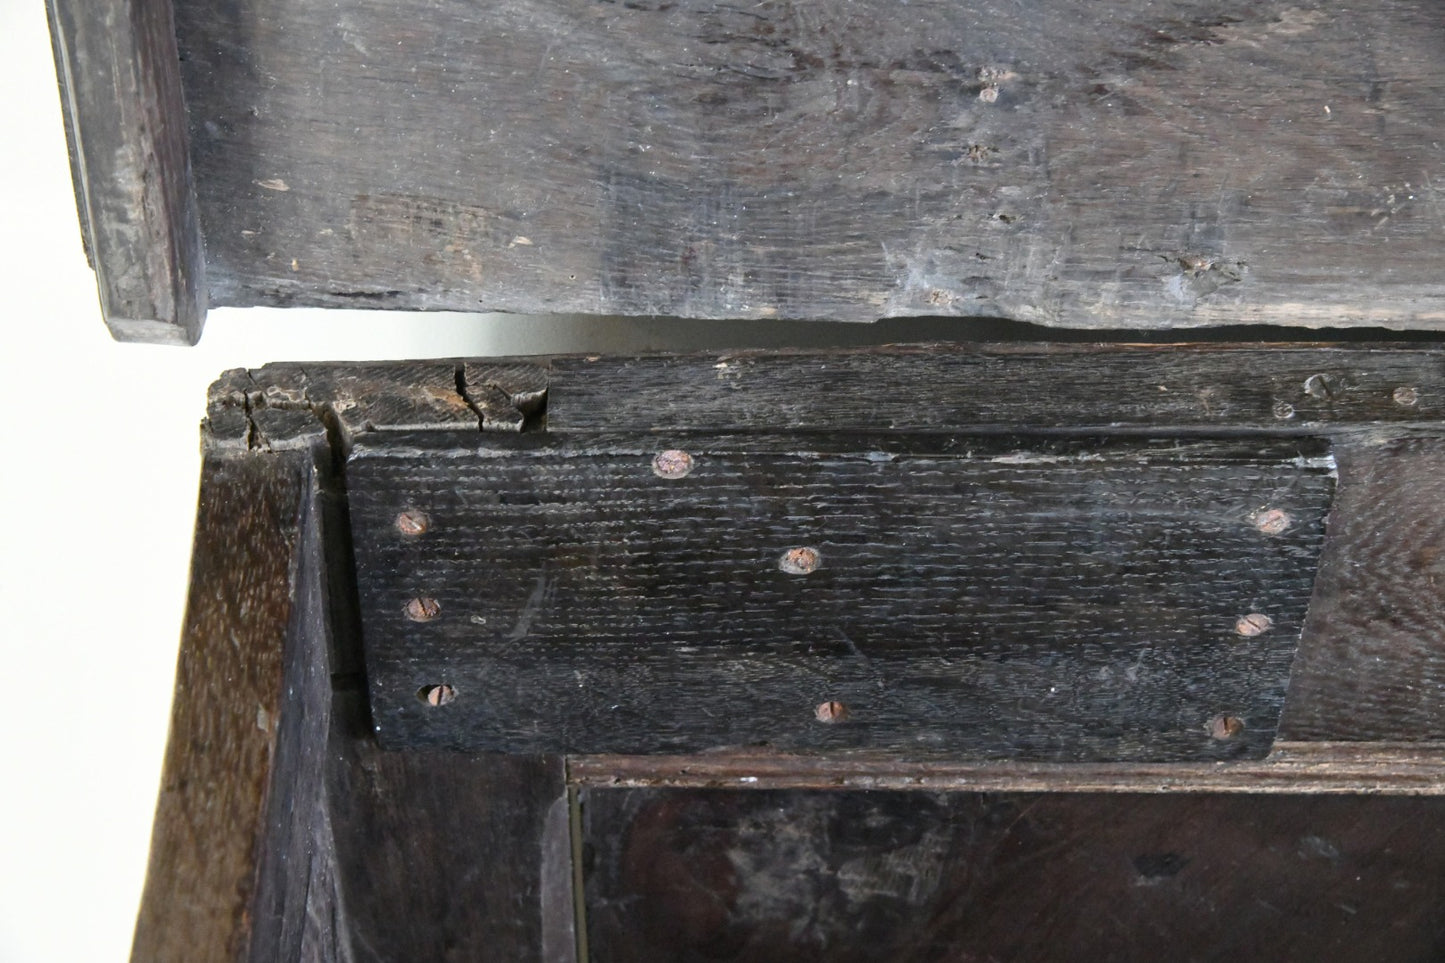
[50,0,1445,343]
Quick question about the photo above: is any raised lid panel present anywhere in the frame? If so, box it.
[348,434,1333,760]
[54,0,1445,340]
[172,0,1445,328]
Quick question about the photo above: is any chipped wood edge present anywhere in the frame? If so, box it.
[201,360,552,452]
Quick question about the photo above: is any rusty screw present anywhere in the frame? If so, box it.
[652,449,694,480]
[418,684,456,707]
[1209,714,1245,740]
[1252,508,1292,536]
[1393,386,1420,407]
[779,546,822,575]
[405,596,441,622]
[1235,613,1273,637]
[979,86,999,103]
[815,700,849,723]
[395,510,430,536]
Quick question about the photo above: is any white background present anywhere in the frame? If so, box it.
[0,1,947,958]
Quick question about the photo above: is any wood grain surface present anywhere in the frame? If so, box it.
[47,0,205,342]
[1282,437,1445,741]
[130,452,313,963]
[582,787,1445,962]
[547,344,1445,433]
[347,432,1333,760]
[568,741,1445,794]
[166,0,1445,329]
[326,736,572,963]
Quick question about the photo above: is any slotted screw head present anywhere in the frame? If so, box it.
[405,597,441,622]
[1303,373,1333,400]
[1235,613,1273,637]
[652,449,694,479]
[779,546,822,575]
[395,510,430,536]
[815,701,849,723]
[1252,509,1292,536]
[1209,714,1245,740]
[419,684,455,707]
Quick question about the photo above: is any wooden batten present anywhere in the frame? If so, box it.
[46,0,206,343]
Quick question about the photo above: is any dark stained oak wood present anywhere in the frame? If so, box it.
[130,452,315,963]
[194,347,1445,770]
[130,346,1445,963]
[158,0,1445,335]
[130,445,575,963]
[326,731,572,963]
[203,360,544,452]
[581,788,1445,962]
[46,0,205,342]
[546,343,1445,434]
[1282,437,1445,741]
[347,432,1333,760]
[568,741,1445,794]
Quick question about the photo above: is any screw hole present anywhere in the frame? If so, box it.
[418,684,456,707]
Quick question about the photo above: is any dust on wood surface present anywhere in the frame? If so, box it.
[169,0,1445,328]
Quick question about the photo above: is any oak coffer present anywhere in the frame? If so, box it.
[45,0,1445,959]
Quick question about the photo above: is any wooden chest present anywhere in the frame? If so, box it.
[46,0,1445,958]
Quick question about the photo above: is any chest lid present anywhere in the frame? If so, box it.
[50,0,1445,344]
